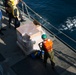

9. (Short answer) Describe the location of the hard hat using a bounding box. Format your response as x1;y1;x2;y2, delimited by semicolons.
41;34;47;39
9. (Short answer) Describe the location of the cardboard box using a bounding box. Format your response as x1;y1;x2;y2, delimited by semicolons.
16;22;44;54
16;22;39;36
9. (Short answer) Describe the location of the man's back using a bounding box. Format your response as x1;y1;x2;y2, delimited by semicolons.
43;39;53;52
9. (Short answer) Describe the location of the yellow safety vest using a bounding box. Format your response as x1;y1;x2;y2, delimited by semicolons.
8;0;18;6
8;0;19;18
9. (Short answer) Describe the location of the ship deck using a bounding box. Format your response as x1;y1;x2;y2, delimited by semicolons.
0;1;76;75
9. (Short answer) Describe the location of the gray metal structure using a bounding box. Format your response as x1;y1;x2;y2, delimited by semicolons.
0;1;76;75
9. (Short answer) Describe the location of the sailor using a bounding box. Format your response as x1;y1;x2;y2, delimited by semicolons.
6;0;25;28
7;0;20;19
39;34;55;69
2;0;25;29
8;0;25;21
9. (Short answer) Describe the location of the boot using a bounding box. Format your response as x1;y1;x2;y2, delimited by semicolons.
51;61;55;70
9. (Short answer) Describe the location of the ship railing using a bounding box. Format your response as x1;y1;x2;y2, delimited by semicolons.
18;1;76;52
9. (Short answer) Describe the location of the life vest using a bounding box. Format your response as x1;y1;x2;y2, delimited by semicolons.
12;6;19;18
7;0;19;18
8;0;18;6
43;39;53;52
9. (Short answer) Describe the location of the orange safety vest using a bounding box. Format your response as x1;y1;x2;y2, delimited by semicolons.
43;39;53;52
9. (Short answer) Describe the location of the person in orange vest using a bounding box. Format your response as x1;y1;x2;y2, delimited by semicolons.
40;34;55;69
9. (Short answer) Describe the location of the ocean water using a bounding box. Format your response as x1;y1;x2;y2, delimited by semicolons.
24;0;76;50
